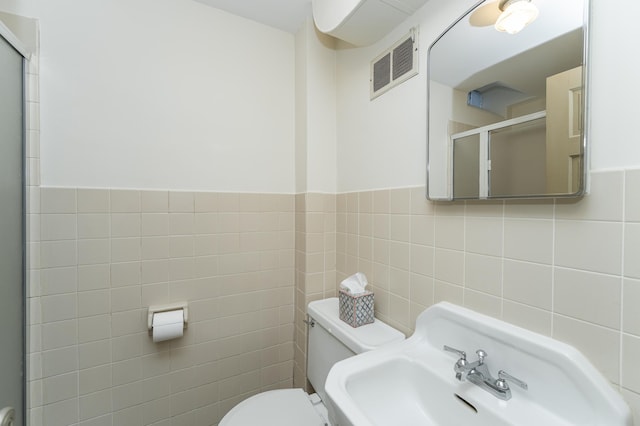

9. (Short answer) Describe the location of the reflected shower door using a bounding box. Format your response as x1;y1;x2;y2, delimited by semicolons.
0;34;25;426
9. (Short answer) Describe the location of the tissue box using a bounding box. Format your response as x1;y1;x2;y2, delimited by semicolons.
339;289;375;328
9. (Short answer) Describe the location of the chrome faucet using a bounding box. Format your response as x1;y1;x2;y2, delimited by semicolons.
443;345;527;401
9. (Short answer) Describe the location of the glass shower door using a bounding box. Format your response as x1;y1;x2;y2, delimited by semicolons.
0;34;25;426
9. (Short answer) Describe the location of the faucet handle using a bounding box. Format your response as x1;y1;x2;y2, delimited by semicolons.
476;349;487;365
497;370;528;390
444;346;468;381
443;345;466;360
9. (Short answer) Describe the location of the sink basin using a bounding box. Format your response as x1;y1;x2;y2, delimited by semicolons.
346;356;516;425
325;302;633;426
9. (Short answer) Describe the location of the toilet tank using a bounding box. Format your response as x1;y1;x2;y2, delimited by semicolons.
306;298;404;403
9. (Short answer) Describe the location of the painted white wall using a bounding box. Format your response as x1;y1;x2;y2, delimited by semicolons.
426;80;453;199
336;0;640;192
4;0;638;194
336;30;428;192
588;0;640;170
335;0;466;193
7;0;296;193
295;23;308;194
295;17;337;194
306;23;337;193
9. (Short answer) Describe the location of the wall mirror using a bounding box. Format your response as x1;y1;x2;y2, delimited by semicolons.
427;0;589;200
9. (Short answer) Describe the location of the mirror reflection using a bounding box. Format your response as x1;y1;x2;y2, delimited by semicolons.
427;0;588;200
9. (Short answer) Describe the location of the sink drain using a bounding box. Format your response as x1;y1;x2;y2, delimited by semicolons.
454;393;478;413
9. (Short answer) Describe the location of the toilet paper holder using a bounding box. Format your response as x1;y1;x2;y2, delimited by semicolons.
147;302;189;335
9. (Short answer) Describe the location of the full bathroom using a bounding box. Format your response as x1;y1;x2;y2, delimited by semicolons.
0;0;639;424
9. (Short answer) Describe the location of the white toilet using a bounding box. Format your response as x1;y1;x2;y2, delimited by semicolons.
219;297;405;426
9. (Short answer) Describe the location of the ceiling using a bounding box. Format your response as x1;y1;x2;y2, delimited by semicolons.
430;0;584;89
193;0;312;33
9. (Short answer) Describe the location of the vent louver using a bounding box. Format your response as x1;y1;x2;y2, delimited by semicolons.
373;53;391;92
392;37;414;80
370;28;419;100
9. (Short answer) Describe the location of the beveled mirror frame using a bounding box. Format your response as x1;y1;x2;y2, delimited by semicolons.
426;0;591;201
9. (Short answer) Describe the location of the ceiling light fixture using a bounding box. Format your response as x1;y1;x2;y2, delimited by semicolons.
495;0;539;34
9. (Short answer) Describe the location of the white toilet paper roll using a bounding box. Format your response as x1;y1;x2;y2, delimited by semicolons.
152;309;184;342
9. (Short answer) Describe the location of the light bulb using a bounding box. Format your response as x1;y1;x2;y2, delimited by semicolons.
495;0;539;34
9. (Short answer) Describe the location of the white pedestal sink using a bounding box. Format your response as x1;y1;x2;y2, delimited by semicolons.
325;302;632;426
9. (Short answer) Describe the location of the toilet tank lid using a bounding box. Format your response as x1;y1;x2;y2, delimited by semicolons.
307;297;405;354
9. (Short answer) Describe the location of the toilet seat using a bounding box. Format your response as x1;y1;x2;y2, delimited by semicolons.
219;388;326;426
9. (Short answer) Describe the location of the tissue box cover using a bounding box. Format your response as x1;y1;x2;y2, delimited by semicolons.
339;289;374;328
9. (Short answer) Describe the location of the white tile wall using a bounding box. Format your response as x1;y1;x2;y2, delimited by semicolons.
293;193;336;390
336;170;640;421
28;173;640;423
33;188;295;426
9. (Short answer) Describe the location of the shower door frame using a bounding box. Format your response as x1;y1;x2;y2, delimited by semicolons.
0;17;30;426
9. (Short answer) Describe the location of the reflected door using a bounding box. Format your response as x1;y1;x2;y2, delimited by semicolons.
0;35;25;426
546;66;583;194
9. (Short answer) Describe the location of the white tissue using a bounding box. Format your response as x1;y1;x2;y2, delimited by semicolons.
340;272;369;295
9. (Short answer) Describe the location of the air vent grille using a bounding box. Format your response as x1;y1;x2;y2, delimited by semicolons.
370;28;419;100
392;37;414;80
373;53;391;92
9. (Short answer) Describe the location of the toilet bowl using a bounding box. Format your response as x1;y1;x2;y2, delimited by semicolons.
219;297;405;426
219;388;328;425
